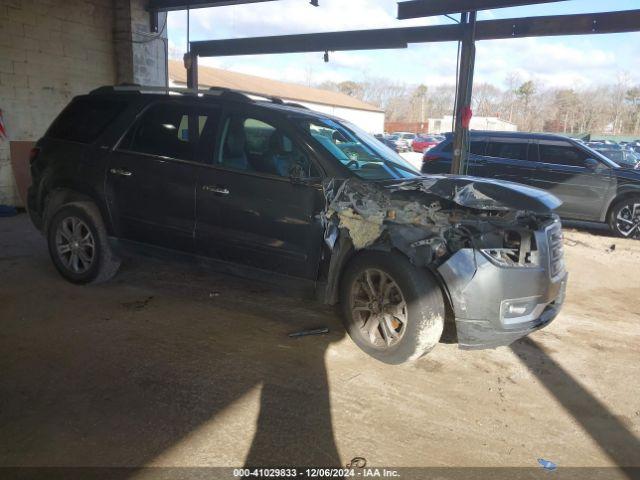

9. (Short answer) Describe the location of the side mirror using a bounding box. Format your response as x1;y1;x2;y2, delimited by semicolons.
584;158;600;170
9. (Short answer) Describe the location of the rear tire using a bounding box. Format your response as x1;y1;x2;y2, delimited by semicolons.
608;196;640;239
339;251;444;364
47;202;121;284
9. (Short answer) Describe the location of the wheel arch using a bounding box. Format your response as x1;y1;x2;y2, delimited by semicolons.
325;237;456;321
605;190;640;223
42;186;112;237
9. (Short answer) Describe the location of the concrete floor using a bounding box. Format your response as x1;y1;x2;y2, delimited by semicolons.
1;214;639;475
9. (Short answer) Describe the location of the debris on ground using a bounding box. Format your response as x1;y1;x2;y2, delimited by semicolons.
209;291;221;298
121;296;154;311
288;327;330;338
564;236;589;248
608;244;616;252
346;457;367;469
537;458;558;471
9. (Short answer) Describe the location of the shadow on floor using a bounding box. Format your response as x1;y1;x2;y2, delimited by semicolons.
511;338;640;477
0;217;345;471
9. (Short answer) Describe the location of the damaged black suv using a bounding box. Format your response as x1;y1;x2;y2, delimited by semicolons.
28;86;568;364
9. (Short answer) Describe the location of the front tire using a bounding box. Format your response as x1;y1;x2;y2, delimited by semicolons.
609;196;640;239
339;251;445;364
47;202;121;284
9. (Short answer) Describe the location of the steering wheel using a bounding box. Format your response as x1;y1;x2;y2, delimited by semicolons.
346;160;359;169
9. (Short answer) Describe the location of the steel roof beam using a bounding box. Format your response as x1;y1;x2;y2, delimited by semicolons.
477;9;640;39
190;24;463;56
148;0;278;12
398;0;568;19
190;9;640;57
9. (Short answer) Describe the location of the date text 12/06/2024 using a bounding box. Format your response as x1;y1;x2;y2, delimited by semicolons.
233;468;401;478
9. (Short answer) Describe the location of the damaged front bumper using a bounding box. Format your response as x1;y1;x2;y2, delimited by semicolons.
438;223;567;349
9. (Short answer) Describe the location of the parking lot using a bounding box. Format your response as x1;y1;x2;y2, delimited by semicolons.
1;213;638;473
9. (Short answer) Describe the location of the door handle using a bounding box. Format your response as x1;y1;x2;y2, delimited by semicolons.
202;185;230;195
109;168;132;177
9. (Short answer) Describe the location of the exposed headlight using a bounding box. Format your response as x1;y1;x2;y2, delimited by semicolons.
480;231;540;268
481;248;522;267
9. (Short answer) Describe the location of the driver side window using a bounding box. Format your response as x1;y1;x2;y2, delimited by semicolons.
217;114;319;179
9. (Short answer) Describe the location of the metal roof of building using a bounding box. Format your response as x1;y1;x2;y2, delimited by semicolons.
168;60;383;113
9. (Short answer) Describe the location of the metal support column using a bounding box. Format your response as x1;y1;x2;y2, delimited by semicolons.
451;11;477;175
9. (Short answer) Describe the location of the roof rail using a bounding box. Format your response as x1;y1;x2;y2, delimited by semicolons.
207;86;253;102
88;84;253;102
90;85;180;95
204;86;308;108
88;85;310;111
283;102;309;110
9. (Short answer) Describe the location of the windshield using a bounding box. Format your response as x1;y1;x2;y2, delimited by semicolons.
607;150;640;167
296;117;421;180
582;145;620;169
601;150;624;164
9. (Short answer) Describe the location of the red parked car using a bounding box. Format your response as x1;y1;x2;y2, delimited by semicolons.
412;135;444;153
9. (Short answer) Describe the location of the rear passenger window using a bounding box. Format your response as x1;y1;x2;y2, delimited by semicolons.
120;104;211;162
177;114;208;141
539;143;588;167
486;141;529;160
47;98;128;143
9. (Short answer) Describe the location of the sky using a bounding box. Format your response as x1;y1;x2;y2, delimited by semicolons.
167;0;640;91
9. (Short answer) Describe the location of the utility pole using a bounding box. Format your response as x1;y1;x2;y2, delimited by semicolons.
451;11;477;175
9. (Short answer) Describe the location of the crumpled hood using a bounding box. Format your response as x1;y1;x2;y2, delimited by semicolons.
384;175;562;213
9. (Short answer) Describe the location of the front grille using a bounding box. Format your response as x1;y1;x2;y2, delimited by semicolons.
546;221;565;280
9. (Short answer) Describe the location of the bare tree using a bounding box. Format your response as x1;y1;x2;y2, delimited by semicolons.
626;86;640;135
472;83;501;117
313;71;640;136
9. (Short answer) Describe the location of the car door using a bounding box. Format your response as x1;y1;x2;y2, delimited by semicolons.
194;107;325;280
105;101;210;252
423;137;486;175
464;136;489;177
472;136;538;184
532;140;613;220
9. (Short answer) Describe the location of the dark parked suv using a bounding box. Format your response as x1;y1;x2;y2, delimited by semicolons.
28;87;567;363
422;131;640;238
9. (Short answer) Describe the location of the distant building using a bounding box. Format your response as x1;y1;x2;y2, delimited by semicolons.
427;115;518;134
169;60;385;134
384;122;429;134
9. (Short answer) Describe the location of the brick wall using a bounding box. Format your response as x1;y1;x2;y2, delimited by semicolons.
0;0;167;206
114;0;167;86
0;0;117;205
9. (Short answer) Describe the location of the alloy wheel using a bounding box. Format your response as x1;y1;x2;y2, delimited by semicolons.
55;216;96;274
615;202;640;239
350;269;408;349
